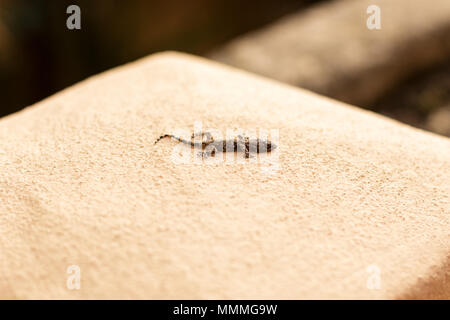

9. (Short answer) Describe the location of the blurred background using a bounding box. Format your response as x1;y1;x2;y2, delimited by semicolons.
0;0;449;136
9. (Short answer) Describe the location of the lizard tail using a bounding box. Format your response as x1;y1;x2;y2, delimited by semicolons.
154;134;173;144
154;134;189;145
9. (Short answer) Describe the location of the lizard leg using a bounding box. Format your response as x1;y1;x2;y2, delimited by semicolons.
237;136;253;159
203;145;217;158
196;145;217;158
192;131;214;144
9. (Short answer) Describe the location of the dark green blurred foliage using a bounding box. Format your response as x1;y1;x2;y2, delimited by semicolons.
0;0;320;117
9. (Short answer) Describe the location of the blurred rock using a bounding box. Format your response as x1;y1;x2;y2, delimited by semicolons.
427;106;450;137
373;61;450;134
1;52;449;299
210;0;450;108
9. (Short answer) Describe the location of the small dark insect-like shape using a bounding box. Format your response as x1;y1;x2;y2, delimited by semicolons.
154;131;276;158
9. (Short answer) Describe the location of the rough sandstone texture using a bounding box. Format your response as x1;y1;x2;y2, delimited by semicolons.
0;52;448;299
210;0;450;107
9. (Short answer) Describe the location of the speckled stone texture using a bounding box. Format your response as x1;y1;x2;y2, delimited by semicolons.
0;52;448;299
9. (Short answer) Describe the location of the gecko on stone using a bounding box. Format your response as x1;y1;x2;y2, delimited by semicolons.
154;131;276;158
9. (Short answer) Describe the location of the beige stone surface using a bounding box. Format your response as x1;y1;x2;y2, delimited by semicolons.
0;52;449;299
210;0;450;107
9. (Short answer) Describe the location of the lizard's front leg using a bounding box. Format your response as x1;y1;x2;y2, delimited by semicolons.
237;136;253;158
197;144;217;158
192;131;214;145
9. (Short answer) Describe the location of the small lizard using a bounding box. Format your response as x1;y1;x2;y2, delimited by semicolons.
154;131;276;158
